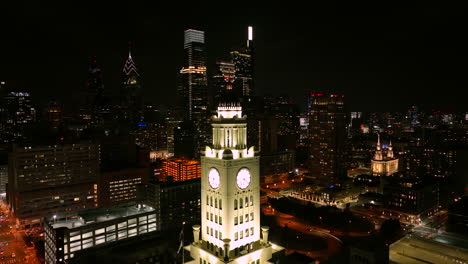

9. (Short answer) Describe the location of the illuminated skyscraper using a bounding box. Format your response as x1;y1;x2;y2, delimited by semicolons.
121;44;142;125
179;29;209;157
212;60;236;106
308;92;346;186
231;26;254;97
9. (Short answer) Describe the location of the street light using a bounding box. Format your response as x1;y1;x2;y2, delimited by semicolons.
53;215;56;223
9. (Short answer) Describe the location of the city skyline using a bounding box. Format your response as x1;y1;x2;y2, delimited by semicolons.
2;3;464;113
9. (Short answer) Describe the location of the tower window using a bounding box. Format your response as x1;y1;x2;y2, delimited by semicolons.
250;213;254;221
210;213;213;221
240;198;243;209
219;232;222;239
250;195;253;206
210;197;213;207
206;195;209;205
215;198;217;208
219;216;222;225
219;199;222;209
246;229;249;237
240;230;243;239
240;215;243;224
215;215;218;224
206;212;209;220
206;226;209;234
251;227;254;235
235;232;238;241
245;214;249;222
234;199;238;210
245;197;249;207
234;216;238;225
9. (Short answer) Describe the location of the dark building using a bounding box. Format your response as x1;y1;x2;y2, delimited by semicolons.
173;120;197;159
44;101;63;131
447;196;468;236
212;60;236;106
97;134;150;207
1;90;36;142
308;92;346;186
383;177;439;223
142;178;201;230
82;57;105;123
260;151;295;176
7;143;99;227
348;237;389;264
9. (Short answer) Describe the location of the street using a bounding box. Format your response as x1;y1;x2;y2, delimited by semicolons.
0;201;40;264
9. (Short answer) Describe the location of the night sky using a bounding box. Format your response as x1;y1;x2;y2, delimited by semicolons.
1;3;465;113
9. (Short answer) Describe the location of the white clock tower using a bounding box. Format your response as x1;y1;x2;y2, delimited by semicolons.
185;98;283;264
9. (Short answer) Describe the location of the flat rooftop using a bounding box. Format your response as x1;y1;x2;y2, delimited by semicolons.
49;203;155;230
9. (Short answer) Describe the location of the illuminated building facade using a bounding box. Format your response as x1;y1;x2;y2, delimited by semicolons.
163;158;201;182
371;134;399;176
185;93;283;264
7;143;98;227
44;204;158;264
212;60;236;106
308;92;346;186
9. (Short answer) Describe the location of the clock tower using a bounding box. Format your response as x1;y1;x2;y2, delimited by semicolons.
185;95;283;263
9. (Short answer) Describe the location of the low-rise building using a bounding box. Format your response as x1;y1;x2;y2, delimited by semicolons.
44;203;158;264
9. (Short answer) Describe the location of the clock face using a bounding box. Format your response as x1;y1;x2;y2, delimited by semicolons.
236;168;251;189
208;168;220;189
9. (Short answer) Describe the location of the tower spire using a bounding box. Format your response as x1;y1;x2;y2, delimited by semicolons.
387;139;394;159
374;133;383;161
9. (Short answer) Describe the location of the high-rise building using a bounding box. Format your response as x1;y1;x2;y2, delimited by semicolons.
44;101;63;131
121;45;142;125
180;29;208;121
179;29;209;157
1;90;36;142
185;92;283;263
7;143;99;227
84;57;105;121
308;92;346;186
230;26;254;97
212;60;236;106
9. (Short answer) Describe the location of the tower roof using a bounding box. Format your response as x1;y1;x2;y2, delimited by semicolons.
218;89;241;108
123;43;139;76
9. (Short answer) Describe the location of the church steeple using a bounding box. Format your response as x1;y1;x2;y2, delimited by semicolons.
373;133;383;161
387;140;394;159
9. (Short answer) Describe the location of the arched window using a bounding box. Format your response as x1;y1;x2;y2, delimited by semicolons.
234;199;238;210
250;195;253;206
219;199;222;210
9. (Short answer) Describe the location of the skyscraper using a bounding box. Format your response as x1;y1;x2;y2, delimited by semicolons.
231;26;254;97
308;92;346;186
179;29;209;157
212;60;236;106
180;29;208;121
121;44;142;125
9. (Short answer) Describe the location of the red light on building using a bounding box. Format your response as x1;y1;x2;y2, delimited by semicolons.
317;93;323;96
311;93;315;97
